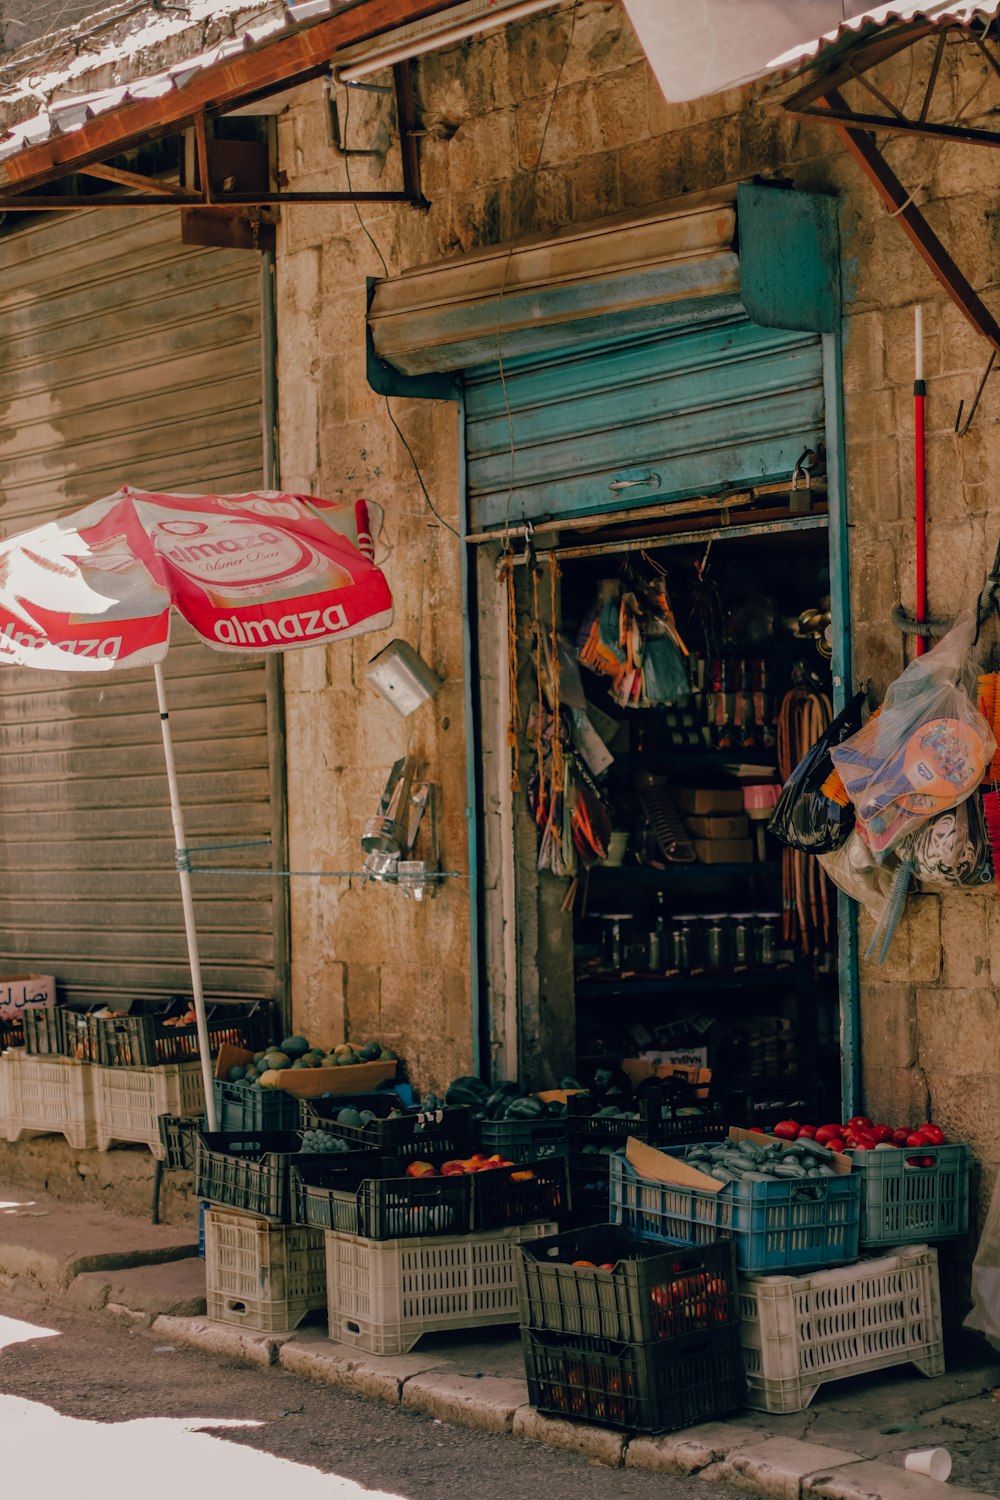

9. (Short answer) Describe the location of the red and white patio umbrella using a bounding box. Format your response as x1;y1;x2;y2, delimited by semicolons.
0;486;394;1127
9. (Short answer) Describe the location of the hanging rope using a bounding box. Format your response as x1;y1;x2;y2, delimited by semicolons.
549;554;564;788
532;562;546;811
502;557;523;792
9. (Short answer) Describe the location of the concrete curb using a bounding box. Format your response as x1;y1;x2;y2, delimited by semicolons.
146;1316;995;1500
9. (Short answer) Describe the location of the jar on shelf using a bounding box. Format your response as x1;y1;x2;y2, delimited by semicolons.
669;914;699;972
756;911;780;967
702;913;730;971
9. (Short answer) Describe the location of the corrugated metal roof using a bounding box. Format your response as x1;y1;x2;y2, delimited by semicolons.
0;1;355;167
769;2;1000;74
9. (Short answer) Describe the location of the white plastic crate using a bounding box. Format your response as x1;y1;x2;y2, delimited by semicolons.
0;1051;96;1149
325;1220;558;1355
94;1062;203;1157
739;1245;945;1413
205;1204;326;1333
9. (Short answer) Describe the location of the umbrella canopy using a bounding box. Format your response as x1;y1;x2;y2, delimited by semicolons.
0;487;394;1128
0;486;392;671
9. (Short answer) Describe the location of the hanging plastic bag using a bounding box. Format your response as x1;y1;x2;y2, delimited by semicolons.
830;612;995;857
769;690;866;853
901;793;992;888
817;831;898;918
641;634;691;707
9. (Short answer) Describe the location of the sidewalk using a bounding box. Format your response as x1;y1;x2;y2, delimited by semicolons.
1;1183;998;1500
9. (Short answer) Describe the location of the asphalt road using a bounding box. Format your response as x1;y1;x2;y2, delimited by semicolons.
0;1291;751;1500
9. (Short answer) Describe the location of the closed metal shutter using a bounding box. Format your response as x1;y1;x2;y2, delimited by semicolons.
464;314;825;532
0;207;282;1005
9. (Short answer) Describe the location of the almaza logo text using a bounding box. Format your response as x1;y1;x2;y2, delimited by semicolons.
214;604;350;646
0;623;122;659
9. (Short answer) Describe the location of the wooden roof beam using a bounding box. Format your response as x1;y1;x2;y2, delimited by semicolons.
0;0;454;192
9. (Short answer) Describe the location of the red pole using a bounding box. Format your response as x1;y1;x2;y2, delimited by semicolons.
914;305;927;656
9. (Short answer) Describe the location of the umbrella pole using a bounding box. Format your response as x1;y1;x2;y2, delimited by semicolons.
153;662;218;1131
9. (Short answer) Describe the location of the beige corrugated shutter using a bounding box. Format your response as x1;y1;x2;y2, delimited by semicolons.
0;207;284;1006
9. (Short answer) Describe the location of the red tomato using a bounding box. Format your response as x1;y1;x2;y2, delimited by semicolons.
850;1140;874;1151
826;1138;845;1154
748;1126;765;1134
870;1125;894;1143
814;1126;838;1145
772;1121;800;1140
892;1128;911;1146
798;1124;818;1139
848;1116;872;1130
921;1125;946;1145
920;1156;937;1168
906;1131;928;1147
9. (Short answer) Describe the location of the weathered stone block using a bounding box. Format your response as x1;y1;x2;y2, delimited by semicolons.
939;892;991;987
842;308;888;392
860;984;917;1071
592;62;649;151
618;134;685;209
861;1064;930;1126
917;987;1000;1075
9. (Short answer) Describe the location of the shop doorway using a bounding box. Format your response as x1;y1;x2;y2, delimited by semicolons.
475;497;846;1127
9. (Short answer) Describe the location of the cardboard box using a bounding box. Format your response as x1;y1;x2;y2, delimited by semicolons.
0;974;55;1023
693;837;754;864
685;814;749;841
622;1057;711;1097
675;785;744;816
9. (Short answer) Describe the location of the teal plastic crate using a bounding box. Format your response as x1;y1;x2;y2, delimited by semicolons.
610;1152;860;1275
853;1144;970;1247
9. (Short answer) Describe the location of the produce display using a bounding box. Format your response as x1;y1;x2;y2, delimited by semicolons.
443;1075;578;1121
225;1035;395;1091
766;1115;948;1162
300;1128;354;1155
672;1136;840;1183
404;1153;535;1180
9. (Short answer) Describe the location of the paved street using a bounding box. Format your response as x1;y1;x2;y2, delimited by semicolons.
0;1291;750;1500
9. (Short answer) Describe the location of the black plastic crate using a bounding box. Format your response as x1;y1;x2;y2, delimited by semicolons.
568;1158;616;1224
212;1077;302;1132
518;1225;739;1343
567;1087;730;1152
0;1017;24;1050
302;1092;472;1162
196;1129;308;1221
473;1156;570;1231
290;1152;472;1239
478;1116;568;1161
521;1322;746;1433
157;1114;198;1171
94;999;275;1067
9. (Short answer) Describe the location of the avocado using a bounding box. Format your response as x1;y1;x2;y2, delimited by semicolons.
280;1036;310;1059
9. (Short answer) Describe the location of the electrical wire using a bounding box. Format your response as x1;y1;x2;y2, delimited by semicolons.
342;79;460;538
496;0;579;551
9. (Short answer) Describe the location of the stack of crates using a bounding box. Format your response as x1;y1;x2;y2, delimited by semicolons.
516;1224;745;1434
196;1128;344;1334
290;1131;569;1356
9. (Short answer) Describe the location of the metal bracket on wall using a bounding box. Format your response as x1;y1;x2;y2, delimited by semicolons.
0;64;425;214
780;21;1000;354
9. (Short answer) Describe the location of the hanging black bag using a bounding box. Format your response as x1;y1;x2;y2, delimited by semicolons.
769;691;867;853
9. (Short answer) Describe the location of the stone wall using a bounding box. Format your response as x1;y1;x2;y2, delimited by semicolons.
275;0;1000;1208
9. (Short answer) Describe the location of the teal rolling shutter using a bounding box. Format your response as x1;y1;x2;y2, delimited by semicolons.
464;313;824;533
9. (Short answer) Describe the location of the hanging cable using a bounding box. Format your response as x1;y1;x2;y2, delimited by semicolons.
496;1;580;551
341;79;460;539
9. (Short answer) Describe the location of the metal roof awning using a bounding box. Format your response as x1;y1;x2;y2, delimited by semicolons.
0;0;471;214
620;1;1000;103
